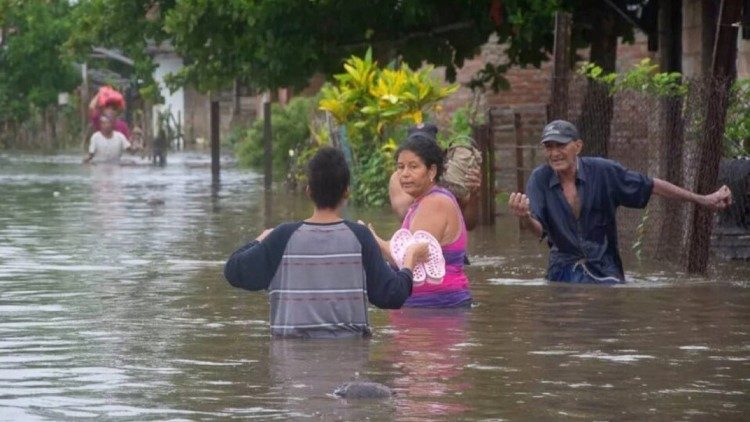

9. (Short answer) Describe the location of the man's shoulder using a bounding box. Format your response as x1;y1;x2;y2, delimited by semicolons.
273;221;304;235
580;156;620;171
341;220;371;238
529;163;554;183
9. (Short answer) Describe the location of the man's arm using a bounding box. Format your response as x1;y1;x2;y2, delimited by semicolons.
456;167;482;230
653;178;732;211
223;224;299;291
83;135;97;163
88;93;99;113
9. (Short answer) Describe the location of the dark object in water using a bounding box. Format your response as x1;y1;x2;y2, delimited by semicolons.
333;381;393;399
146;197;165;206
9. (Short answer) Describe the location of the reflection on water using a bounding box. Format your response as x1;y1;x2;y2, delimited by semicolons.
0;152;748;420
385;308;472;418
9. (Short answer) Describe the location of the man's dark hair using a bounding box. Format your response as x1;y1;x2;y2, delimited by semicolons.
395;133;445;181
307;147;350;209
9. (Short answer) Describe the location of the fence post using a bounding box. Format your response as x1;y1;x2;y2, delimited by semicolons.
514;112;526;231
474;111;495;226
263;93;273;191
210;96;221;181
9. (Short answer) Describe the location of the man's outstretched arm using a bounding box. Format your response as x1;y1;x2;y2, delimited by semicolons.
653;179;732;211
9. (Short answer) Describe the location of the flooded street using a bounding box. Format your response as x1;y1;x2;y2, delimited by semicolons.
1;152;748;420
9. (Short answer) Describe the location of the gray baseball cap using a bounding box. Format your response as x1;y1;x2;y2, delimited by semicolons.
541;120;580;144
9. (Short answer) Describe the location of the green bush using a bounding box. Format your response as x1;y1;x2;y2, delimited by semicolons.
578;58;687;97
354;145;392;207
236;96;314;177
725;78;750;156
319;48;457;206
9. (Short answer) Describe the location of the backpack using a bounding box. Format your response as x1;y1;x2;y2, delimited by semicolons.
441;137;482;202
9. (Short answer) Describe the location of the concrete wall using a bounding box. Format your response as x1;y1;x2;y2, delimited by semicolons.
738;33;750;79
152;52;185;140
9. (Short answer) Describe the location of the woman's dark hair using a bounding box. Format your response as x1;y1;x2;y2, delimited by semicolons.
395;133;445;181
307;147;350;209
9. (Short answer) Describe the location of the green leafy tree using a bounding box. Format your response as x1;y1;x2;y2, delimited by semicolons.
724;79;750;156
0;0;80;122
65;0;175;100
69;1;567;94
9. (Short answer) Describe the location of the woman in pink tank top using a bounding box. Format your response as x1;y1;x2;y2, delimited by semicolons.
371;133;472;308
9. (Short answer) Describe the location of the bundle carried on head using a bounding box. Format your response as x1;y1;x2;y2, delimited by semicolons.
97;86;125;110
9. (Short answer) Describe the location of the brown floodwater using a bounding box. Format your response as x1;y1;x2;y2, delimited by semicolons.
0;152;748;420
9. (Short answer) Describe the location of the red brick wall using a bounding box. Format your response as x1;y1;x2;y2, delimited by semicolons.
439;32;654;139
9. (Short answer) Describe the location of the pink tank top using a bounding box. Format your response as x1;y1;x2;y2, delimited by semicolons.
402;186;470;296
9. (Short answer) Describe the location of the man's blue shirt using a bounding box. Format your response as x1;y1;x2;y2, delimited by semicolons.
526;157;654;283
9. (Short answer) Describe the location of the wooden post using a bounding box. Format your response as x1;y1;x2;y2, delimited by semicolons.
81;62;89;151
210;96;221;181
474;110;495;226
514;112;526;231
263;93;273;191
686;0;742;273
548;11;572;120
514;113;525;194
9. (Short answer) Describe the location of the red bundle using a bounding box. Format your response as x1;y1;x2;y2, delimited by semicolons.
97;86;125;109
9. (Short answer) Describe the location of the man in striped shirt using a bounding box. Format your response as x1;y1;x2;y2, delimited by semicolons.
224;147;429;338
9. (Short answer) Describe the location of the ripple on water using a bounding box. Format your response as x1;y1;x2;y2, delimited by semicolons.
487;278;548;286
572;351;656;363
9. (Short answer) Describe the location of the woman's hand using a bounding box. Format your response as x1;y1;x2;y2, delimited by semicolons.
402;242;429;270
466;167;482;193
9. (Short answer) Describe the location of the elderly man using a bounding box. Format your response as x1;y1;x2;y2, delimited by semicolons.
508;120;733;283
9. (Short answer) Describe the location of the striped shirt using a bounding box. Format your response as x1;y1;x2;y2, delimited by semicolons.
224;221;414;338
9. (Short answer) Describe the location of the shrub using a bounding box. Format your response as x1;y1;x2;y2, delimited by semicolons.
235;96;315;177
725;78;750;156
319;48;458;205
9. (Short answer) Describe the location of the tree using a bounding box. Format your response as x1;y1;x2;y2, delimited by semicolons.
568;0;640;157
69;1;564;95
65;0;175;100
69;1;644;156
0;0;80;123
